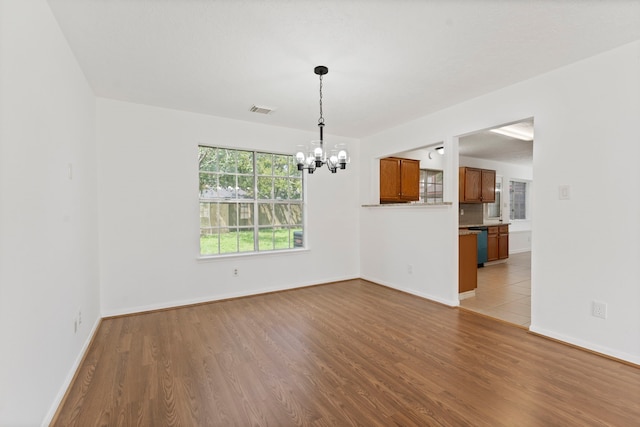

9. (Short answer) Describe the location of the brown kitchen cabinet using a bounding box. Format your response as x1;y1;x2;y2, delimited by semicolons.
380;157;420;203
459;167;496;203
459;232;478;293
487;224;509;261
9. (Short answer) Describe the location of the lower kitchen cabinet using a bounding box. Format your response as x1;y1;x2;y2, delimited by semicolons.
487;225;509;261
498;226;509;259
459;233;478;293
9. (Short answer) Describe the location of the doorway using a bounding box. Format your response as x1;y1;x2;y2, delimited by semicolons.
457;119;533;327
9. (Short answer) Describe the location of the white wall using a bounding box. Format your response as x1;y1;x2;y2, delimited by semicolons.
460;156;533;253
97;99;360;315
360;205;458;305
394;143;447;171
0;1;100;425
2;3;638;424
529;42;640;363
359;134;459;305
360;41;640;364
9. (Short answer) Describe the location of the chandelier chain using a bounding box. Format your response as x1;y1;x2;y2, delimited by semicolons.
318;74;324;125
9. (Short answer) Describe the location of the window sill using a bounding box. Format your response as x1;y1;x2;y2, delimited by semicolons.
197;247;309;261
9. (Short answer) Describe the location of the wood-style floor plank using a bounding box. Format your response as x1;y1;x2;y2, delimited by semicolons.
53;280;640;426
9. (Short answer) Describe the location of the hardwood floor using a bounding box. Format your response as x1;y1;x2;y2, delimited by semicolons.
53;279;640;426
460;252;531;327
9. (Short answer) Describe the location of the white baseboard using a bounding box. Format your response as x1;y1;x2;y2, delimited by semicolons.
360;274;459;307
101;275;360;318
529;324;640;366
42;316;102;426
458;290;476;300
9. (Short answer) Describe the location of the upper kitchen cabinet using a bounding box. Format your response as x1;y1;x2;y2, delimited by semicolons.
459;167;496;203
380;157;420;203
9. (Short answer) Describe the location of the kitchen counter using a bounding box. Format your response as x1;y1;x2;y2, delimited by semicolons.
362;202;452;208
459;229;482;236
459;222;510;228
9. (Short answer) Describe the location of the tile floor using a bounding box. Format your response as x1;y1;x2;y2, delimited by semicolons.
459;251;531;328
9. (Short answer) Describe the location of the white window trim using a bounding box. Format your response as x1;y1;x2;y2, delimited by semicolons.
198;145;305;257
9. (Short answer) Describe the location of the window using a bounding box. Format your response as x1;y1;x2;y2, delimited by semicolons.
420;169;443;204
509;180;528;220
199;146;303;256
486;176;502;219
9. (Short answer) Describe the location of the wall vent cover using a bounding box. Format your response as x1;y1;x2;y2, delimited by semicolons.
249;105;275;114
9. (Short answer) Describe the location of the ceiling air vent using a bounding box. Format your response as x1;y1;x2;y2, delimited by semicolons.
249;105;275;115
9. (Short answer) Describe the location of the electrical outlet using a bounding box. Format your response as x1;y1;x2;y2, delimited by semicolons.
460;208;464;216
233;267;239;277
592;301;607;319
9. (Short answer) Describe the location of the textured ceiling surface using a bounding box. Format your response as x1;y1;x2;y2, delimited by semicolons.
459;126;534;166
47;0;640;140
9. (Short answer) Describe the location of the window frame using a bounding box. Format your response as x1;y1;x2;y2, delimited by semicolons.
485;175;502;220
198;145;305;258
419;168;444;204
509;179;530;221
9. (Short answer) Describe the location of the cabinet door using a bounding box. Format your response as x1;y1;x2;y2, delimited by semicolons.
460;167;482;202
487;227;499;261
499;234;509;259
459;234;478;293
400;159;420;201
481;169;496;203
498;225;509;259
380;158;401;202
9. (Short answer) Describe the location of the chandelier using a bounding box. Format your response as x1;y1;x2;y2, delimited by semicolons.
295;66;349;174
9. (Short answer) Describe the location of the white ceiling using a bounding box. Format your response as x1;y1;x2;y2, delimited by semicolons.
47;0;640;139
459;119;534;166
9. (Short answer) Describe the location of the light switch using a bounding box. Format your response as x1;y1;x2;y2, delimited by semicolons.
558;185;570;200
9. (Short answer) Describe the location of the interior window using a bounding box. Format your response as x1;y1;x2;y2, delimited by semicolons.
420;169;443;204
